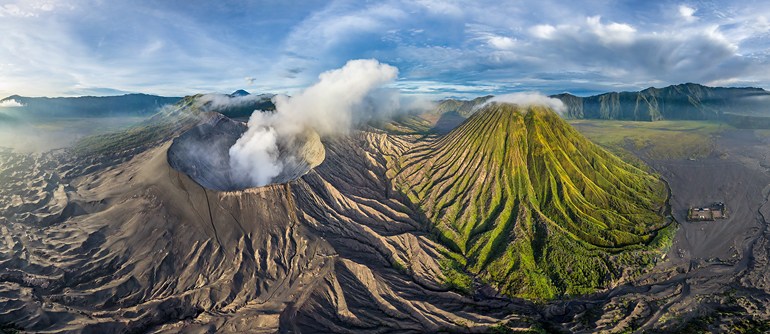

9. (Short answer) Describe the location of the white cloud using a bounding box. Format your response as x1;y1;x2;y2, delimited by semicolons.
484;92;566;115
0;99;24;107
414;0;463;17
585;16;636;44
0;1;72;17
516;15;752;86
531;17;637;45
0;4;35;17
394;80;499;96
530;24;556;39
679;5;697;22
277;2;407;81
487;35;517;50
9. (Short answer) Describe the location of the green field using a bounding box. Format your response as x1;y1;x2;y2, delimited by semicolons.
568;120;730;161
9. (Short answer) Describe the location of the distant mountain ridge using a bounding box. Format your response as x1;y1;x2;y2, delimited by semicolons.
431;95;493;117
0;93;181;118
432;83;770;126
553;83;770;121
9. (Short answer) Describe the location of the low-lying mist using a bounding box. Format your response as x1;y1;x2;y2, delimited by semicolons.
0;110;148;153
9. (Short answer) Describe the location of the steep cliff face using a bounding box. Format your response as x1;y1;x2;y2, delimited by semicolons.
433;84;770;123
554;83;770;121
551;93;584;119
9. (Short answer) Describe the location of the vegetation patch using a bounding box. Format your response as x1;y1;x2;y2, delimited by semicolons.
394;104;673;300
568;120;729;160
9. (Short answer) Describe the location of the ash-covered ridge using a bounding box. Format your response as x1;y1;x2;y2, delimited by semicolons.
167;113;324;191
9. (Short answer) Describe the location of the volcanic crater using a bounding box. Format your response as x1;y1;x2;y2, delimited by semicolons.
167;114;325;191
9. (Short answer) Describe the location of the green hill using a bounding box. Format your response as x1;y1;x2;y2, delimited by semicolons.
394;103;672;299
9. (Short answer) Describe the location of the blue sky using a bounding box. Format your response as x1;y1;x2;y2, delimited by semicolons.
1;0;769;98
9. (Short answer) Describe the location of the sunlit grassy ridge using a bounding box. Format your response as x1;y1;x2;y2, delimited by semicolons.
394;103;671;300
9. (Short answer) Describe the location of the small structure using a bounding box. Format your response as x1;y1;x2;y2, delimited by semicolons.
687;202;727;222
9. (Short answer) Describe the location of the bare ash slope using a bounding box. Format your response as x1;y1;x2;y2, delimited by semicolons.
0;102;538;333
6;97;768;333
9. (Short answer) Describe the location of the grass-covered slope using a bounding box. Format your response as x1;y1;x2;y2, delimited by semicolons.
394;103;671;299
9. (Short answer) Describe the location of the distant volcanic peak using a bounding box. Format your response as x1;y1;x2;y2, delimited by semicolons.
167;114;324;191
229;89;250;97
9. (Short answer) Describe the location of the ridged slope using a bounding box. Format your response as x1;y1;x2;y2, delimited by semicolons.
554;83;770;121
394;103;670;299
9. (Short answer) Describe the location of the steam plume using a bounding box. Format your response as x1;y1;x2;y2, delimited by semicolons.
228;59;400;187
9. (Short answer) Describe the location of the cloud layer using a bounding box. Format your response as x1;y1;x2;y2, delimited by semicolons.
0;99;24;107
1;0;769;98
485;92;566;115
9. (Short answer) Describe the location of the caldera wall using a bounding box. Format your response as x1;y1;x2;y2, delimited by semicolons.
167;113;324;191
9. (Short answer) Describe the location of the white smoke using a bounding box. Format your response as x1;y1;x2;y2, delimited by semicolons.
484;92;566;115
228;113;283;186
0;99;25;107
228;59;401;187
